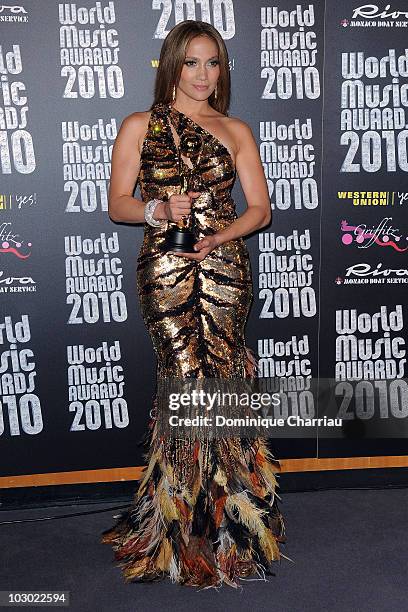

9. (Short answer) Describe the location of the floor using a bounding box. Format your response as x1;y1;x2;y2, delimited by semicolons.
0;488;406;612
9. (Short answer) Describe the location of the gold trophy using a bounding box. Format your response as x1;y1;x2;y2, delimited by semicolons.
161;131;203;253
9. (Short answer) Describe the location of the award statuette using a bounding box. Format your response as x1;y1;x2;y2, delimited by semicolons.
161;131;203;253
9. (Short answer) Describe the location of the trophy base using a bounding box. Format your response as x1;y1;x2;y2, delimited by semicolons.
161;227;197;253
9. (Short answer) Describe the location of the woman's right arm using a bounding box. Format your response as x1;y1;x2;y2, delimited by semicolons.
108;112;199;224
108;112;167;223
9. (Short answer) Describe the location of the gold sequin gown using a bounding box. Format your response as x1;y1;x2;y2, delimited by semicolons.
101;102;286;588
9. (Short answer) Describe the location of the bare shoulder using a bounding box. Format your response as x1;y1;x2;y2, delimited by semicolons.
118;110;153;154
121;110;152;129
223;115;255;150
225;115;253;134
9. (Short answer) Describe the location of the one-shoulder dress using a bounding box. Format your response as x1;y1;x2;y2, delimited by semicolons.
101;102;286;588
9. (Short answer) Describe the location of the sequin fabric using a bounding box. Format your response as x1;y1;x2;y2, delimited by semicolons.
101;102;286;588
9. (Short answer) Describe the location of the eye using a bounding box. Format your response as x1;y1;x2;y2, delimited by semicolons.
184;59;219;67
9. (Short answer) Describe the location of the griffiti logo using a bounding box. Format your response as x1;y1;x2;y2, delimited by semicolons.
0;223;32;258
340;218;408;252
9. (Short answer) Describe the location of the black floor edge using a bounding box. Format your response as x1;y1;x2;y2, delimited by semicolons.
0;467;407;511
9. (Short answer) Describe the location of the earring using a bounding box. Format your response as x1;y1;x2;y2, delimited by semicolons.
214;85;218;100
172;84;176;101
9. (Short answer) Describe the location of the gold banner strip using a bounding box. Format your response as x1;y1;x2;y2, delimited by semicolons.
1;455;408;488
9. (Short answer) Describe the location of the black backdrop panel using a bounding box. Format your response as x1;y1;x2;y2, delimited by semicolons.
1;1;407;478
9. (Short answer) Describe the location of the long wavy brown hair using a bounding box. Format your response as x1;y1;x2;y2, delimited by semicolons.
151;20;230;116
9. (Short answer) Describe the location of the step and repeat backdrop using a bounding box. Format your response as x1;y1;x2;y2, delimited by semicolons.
1;0;408;480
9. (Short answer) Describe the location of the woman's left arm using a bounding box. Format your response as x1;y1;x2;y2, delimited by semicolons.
172;120;271;260
213;119;271;246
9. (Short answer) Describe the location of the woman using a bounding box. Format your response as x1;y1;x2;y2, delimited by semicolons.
101;20;286;589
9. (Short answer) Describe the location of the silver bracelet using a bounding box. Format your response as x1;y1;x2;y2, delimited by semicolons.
144;199;166;227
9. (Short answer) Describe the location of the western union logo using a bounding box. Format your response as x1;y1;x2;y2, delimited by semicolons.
337;191;389;206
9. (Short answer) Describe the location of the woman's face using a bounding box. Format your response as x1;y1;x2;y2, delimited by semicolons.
177;35;220;102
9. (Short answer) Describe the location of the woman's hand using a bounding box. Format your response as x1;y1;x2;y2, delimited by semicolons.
162;190;201;222
169;234;220;261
